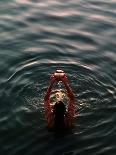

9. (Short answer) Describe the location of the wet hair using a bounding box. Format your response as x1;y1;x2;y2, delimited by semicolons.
53;101;66;131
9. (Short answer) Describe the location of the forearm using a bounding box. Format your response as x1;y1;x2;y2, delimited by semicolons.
64;82;75;117
64;82;74;100
44;82;54;101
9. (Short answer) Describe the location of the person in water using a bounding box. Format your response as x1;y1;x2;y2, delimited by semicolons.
44;71;75;132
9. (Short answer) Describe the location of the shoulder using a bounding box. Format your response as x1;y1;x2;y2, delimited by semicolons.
45;108;54;128
64;111;74;127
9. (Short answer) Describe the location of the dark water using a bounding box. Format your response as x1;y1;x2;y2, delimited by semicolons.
0;0;116;155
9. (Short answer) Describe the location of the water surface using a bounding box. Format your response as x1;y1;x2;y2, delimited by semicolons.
0;0;116;155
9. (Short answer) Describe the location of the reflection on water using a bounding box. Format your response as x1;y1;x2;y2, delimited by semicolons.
0;0;116;155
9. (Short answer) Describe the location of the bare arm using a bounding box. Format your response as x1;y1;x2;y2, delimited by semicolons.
44;75;56;128
44;82;54;102
44;75;55;109
64;82;74;101
61;76;75;117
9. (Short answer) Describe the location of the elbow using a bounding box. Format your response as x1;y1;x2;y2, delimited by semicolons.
69;93;74;101
44;93;49;101
44;92;50;101
44;96;49;102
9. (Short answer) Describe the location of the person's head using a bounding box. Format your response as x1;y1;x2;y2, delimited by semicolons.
53;101;66;130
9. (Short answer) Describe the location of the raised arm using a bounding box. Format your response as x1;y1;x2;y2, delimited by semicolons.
64;82;74;100
44;75;55;108
44;75;56;128
61;75;75;117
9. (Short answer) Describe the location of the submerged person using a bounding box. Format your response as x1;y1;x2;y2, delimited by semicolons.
44;70;75;133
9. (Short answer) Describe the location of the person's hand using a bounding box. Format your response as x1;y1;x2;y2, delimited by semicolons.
50;74;56;84
60;74;68;84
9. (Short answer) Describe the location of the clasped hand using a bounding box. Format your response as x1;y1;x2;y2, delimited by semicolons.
50;73;67;84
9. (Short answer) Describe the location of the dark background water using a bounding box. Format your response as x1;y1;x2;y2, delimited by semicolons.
0;0;116;155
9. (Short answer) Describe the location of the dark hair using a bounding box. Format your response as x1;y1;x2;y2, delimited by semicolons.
53;101;66;131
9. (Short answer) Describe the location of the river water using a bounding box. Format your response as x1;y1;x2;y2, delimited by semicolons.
0;0;116;155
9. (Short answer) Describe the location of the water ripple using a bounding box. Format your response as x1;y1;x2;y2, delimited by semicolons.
0;0;116;155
